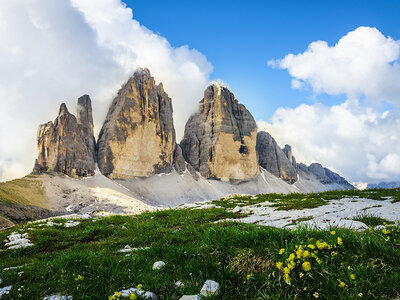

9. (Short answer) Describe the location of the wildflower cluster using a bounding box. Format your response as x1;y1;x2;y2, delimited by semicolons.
274;231;345;297
109;291;122;300
378;222;400;245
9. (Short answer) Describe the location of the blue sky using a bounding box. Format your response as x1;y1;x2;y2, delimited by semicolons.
126;0;400;120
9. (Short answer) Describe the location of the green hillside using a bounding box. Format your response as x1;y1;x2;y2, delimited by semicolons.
0;175;48;209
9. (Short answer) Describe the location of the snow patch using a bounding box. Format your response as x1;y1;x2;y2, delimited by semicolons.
0;285;12;298
4;232;33;250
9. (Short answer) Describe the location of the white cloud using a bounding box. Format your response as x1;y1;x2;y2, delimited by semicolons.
264;26;400;183
269;27;400;104
0;0;213;182
258;100;400;183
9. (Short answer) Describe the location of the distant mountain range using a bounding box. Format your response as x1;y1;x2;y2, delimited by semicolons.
354;182;400;190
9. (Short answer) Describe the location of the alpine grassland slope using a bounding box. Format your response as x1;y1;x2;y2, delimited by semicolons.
1;189;400;299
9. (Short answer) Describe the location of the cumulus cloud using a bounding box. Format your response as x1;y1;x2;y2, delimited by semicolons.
0;0;212;182
269;27;400;104
258;100;400;183
264;26;400;183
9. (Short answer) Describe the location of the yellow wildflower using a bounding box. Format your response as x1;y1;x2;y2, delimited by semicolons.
296;248;303;259
276;262;283;270
337;279;348;288
382;229;390;235
288;261;296;270
75;275;84;281
302;261;311;271
128;294;137;300
337;237;343;245
308;244;316;249
137;284;143;291
279;248;285;255
246;274;253;281
299;272;304;278
109;291;122;300
303;250;310;258
385;236;390;241
316;241;329;249
331;231;336;235
369;227;372;231
313;292;319;298
350;274;356;280
284;272;291;284
288;253;295;261
358;292;363;297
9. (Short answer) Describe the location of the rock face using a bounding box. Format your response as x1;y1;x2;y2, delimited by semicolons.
97;68;176;179
256;131;297;184
283;144;298;170
307;163;354;189
180;84;259;182
34;96;96;177
173;145;186;175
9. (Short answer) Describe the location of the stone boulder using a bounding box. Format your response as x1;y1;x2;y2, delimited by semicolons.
34;95;96;177
180;84;259;182
97;68;176;179
256;131;297;184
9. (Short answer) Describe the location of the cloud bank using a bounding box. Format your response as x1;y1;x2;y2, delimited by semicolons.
269;26;400;104
265;27;400;183
0;0;212;182
258;100;400;182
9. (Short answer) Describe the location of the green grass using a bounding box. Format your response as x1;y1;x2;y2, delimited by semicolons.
0;206;399;299
211;188;400;210
0;175;48;208
353;214;395;227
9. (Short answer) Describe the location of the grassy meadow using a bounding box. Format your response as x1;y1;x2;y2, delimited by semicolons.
1;189;400;299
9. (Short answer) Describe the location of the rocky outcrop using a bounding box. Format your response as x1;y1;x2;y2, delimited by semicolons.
0;202;56;227
34;96;96;177
97;68;176;179
306;163;354;189
180;84;260;182
283;144;298;170
256;131;297;184
173;145;186;175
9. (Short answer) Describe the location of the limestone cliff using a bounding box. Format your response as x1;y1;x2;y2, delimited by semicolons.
97;68;176;179
180;84;260;182
256;131;297;184
34;95;96;177
308;163;354;189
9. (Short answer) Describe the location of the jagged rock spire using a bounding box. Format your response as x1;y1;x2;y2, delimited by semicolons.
256;131;297;184
97;68;176;179
180;84;259;182
34;96;96;177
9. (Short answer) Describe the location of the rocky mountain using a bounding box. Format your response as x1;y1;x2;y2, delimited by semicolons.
180;84;260;182
26;67;356;218
256;131;297;184
33;95;96;177
97;68;176;179
282;144;298;170
299;162;354;189
366;182;400;189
